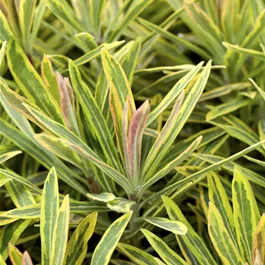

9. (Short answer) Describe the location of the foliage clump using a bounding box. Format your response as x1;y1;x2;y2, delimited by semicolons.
0;0;264;264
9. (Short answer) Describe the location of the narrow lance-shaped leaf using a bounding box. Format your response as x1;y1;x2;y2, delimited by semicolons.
249;78;265;101
0;220;31;260
34;133;84;170
144;217;187;235
43;0;83;32
121;38;141;85
142;135;202;190
223;42;265;60
128;100;150;187
89;0;105;39
232;167;260;264
107;198;136;213
138;18;211;60
122;99;130;176
91;212;132;265
162;196;218;265
23;103;133;194
0;169;41;194
253;214;265;264
108;0;153;41
0;10;14;42
0;118;88;195
8;243;22;265
56;72;80;135
143;61;211;180
22;251;33;265
0;254;7;265
18;0;36;49
50;195;70;265
86;192;116;203
142;91;185;180
40;168;59;265
74;41;125;67
102;48;135;112
69;60;122;171
147;62;203;125
208;174;237;246
208;203;245;265
63;212;97;265
0;150;22;164
141;229;189;265
117;242;159;265
102;48;135;156
149;140;265;201
6;41;62;122
41;55;60;105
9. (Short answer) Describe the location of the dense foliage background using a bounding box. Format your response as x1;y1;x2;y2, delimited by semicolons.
0;0;265;264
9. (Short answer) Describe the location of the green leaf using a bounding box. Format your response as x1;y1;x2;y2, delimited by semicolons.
208;174;237;246
199;82;250;102
0;204;40;226
41;55;60;105
107;198;136;213
74;41;125;67
9;243;22;265
102;48;135;111
143;61;211;180
0;220;31;260
108;0;153;41
0;150;22;164
141;229;188;265
232;167;260;264
87;192;116;203
6;40;62;122
51;195;70;265
63;212;97;265
44;0;83;32
24;103;133;194
162;196;217;265
208;203;244;265
117;243;159;265
138;18;210;59
0;169;41;194
40;168;59;265
0;118;87;195
0;254;7;265
249;78;265;101
18;0;36;49
0;175;10;187
121;38;141;85
152;140;265;201
147;62;203;125
91;212;132;265
34;133;84;170
144;217;187;235
253;214;265;264
223;42;265;60
206;98;251;120
0;202;108;226
142;136;202;190
0;10;14;42
89;0;105;39
69;60;122;171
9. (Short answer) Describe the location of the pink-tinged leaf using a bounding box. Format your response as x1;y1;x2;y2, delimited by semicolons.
128;100;150;186
55;73;79;135
122;100;130;176
22;251;33;265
